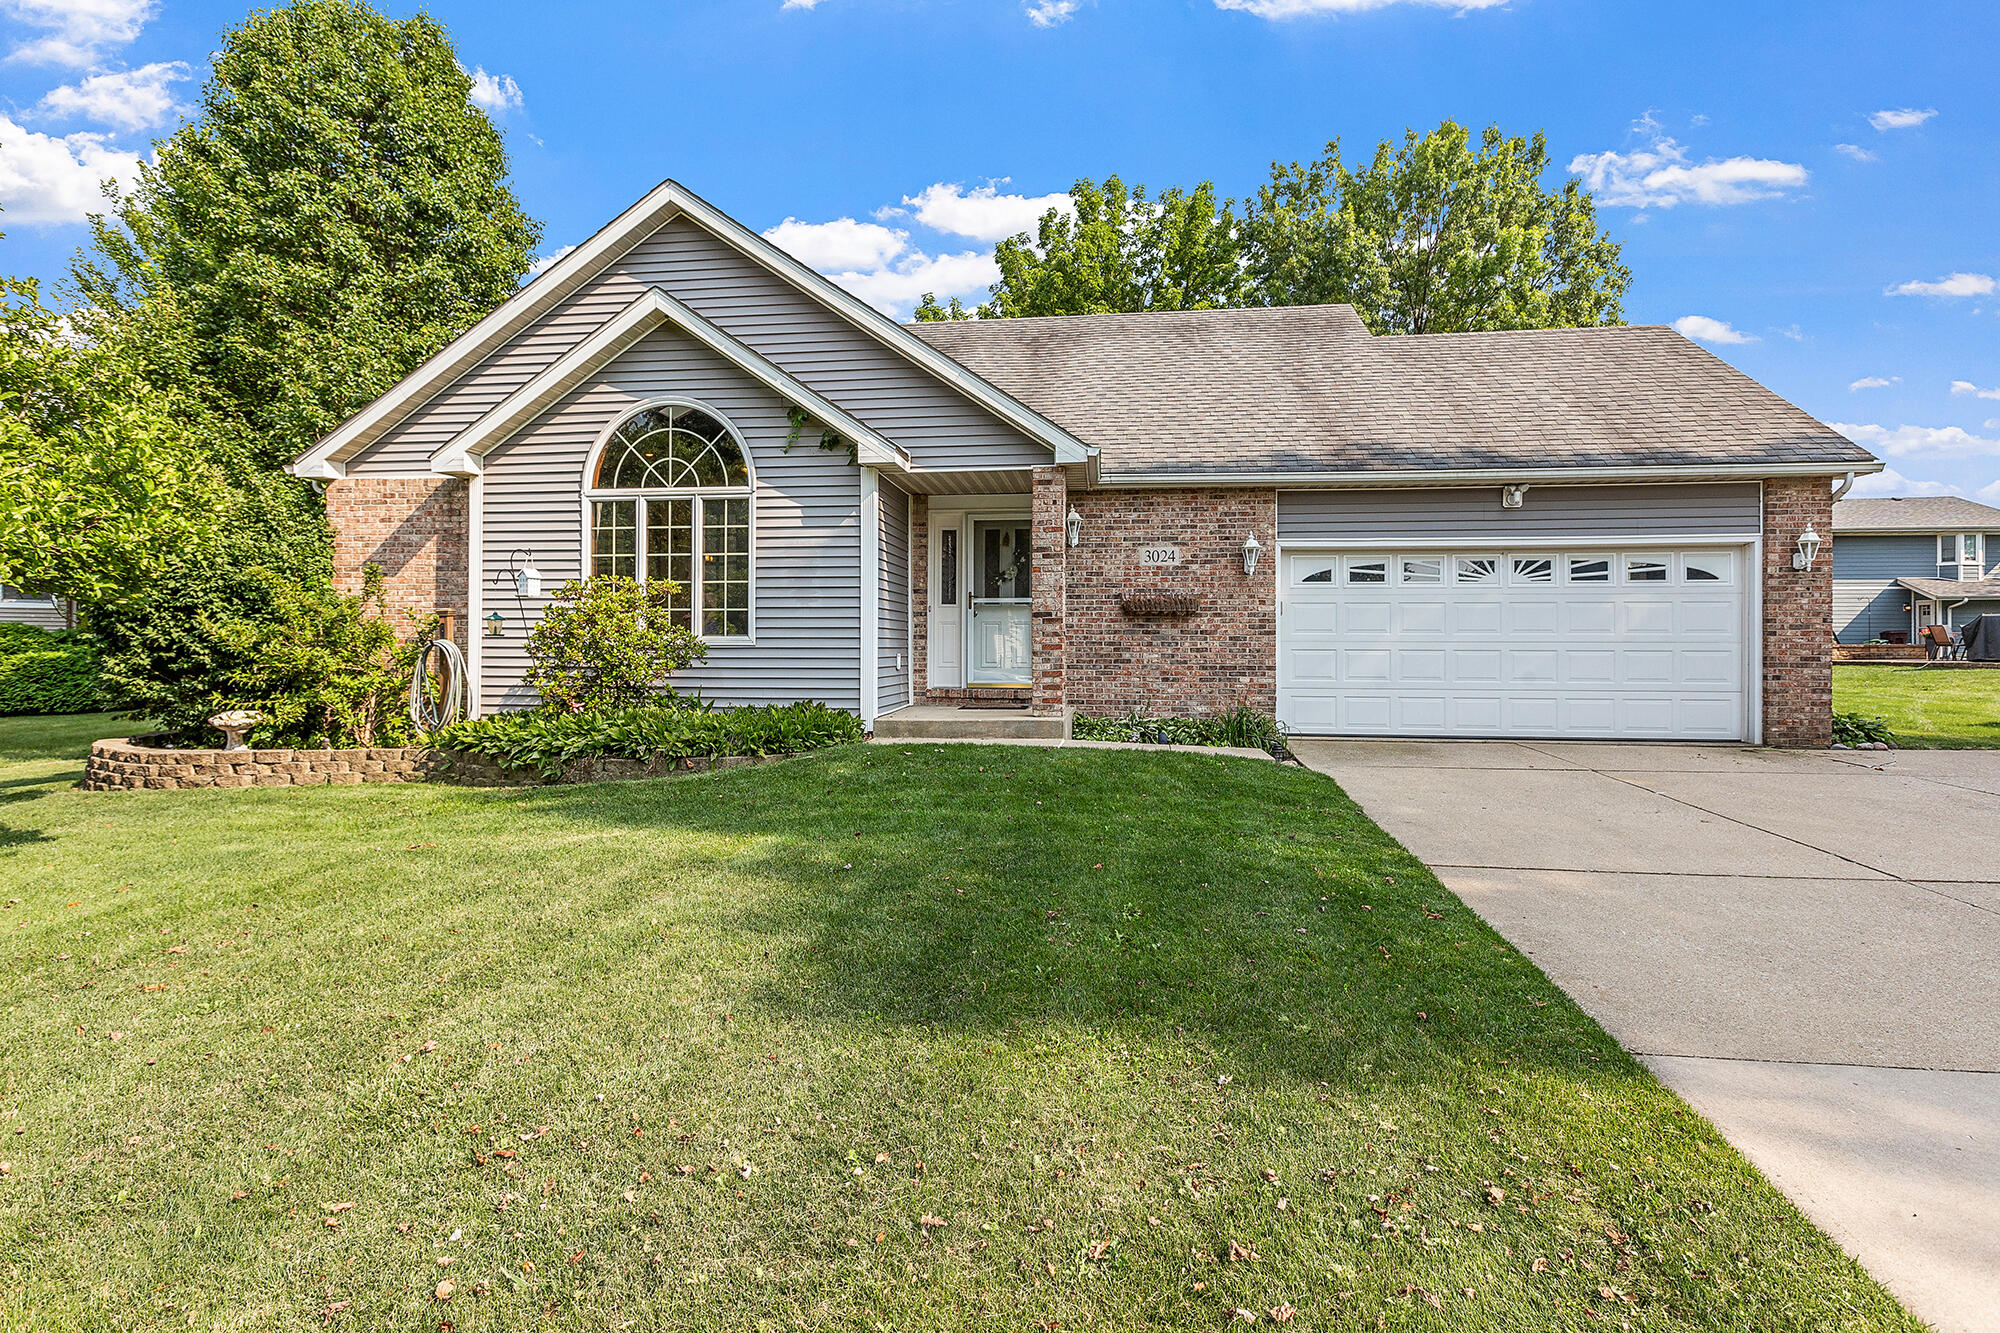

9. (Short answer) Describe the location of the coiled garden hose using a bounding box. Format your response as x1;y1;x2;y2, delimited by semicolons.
408;637;467;731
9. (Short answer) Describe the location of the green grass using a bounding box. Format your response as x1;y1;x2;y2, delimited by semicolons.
1834;663;2000;748
0;716;1915;1331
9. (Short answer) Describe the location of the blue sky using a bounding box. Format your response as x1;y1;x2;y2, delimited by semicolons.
3;0;1996;500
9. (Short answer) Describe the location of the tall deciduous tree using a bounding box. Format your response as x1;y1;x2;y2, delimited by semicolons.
72;0;541;471
0;272;218;607
931;122;1630;335
1241;121;1629;333
973;177;1242;319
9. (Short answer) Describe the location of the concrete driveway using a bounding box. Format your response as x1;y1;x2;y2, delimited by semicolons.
1293;739;2000;1333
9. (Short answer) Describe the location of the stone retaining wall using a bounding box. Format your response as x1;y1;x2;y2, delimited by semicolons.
84;737;445;791
84;738;799;791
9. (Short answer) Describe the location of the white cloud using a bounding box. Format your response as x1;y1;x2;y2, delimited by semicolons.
1888;272;1994;298
1833;143;1876;162
1569;137;1807;208
780;0;822;9
1849;376;1898;391
1025;0;1077;23
826;250;997;314
526;244;576;279
1950;380;2000;400
466;67;522;114
1215;0;1510;15
762;216;909;272
1868;108;1937;131
1;0;153;66
0;113;139;223
34;60;187;131
899;181;1072;242
1849;467;1961;499
1833;421;2000;460
1673;314;1757;345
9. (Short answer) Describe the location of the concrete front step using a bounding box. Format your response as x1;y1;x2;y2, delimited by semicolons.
873;704;1069;741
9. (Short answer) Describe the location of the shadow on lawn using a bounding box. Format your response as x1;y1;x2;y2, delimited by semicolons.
535;744;1619;1089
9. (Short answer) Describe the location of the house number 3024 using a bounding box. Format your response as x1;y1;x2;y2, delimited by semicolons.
1139;546;1182;567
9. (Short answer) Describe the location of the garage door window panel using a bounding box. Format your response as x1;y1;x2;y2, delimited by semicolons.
1346;559;1388;584
1512;557;1554;583
1569;557;1611;583
1625;556;1670;582
1454;556;1500;584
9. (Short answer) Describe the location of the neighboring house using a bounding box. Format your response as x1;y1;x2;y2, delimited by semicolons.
291;180;1879;747
1832;496;2000;643
0;585;74;631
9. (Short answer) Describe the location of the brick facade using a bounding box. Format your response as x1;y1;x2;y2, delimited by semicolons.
1029;467;1069;716
1761;476;1835;747
325;476;469;647
1063;486;1278;719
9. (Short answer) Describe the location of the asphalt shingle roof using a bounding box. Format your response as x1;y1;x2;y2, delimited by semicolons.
907;304;1877;479
1895;576;2000;599
1834;496;2000;531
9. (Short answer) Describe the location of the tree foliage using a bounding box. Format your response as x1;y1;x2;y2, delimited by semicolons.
1241;121;1629;333
71;0;541;472
0;274;220;606
925;121;1630;335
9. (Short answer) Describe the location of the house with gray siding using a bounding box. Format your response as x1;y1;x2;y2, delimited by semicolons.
292;180;1881;748
1832;496;2000;643
0;586;73;631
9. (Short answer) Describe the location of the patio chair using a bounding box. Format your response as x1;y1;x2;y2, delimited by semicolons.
1920;624;1963;661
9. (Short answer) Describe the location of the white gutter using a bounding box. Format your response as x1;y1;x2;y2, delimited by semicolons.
1095;460;1886;490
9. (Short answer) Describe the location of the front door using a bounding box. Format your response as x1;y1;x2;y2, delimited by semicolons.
968;519;1032;685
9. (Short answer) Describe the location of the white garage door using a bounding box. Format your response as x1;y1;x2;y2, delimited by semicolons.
1279;547;1750;740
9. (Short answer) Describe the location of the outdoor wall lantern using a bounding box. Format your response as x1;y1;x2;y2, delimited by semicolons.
1242;532;1264;576
484;610;506;638
1792;523;1822;572
1066;506;1082;548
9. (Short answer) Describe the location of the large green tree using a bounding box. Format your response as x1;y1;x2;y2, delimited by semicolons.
1241;121;1629;333
922;121;1630;334
73;0;541;471
961;177;1243;319
0;273;219;607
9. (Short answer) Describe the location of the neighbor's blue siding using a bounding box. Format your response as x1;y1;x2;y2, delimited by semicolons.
1832;533;1935;642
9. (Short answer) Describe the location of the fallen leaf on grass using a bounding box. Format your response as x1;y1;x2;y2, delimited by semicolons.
1269;1305;1294;1325
919;1214;947;1230
434;1280;454;1301
1484;1186;1504;1206
1226;1240;1259;1262
1531;1257;1549;1274
326;1201;354;1214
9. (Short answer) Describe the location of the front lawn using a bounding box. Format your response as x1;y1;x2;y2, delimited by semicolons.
0;716;1913;1330
1834;663;2000;748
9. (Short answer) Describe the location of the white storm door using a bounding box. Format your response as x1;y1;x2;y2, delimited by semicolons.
968;519;1032;685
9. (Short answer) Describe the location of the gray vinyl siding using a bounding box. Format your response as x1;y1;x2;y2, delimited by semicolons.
1833;582;1911;642
878;479;911;713
1948;599;2000;631
0;597;70;630
1277;483;1762;542
346;214;1050;476
476;323;861;713
1830;534;1937;642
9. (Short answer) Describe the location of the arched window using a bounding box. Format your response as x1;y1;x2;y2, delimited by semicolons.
585;403;753;638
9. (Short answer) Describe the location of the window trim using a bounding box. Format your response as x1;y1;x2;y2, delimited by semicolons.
579;397;757;644
1940;532;1984;576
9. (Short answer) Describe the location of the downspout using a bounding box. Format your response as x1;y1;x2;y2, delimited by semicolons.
859;467;880;731
1830;471;1857;502
466;474;484;718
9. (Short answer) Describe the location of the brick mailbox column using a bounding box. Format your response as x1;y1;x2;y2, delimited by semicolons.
1030;466;1068;716
1762;477;1835;748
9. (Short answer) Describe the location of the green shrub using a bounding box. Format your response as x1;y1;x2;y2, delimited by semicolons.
432;700;862;779
525;576;706;713
1832;710;1897;747
0;626;101;715
1074;706;1285;751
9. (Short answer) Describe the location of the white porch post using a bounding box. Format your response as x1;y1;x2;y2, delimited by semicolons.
860;466;880;730
465;474;483;719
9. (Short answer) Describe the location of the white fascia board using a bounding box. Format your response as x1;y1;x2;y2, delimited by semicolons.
292;181;689;475
290;457;347;480
1097;459;1887;490
665;182;1091;467
432;288;908;471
